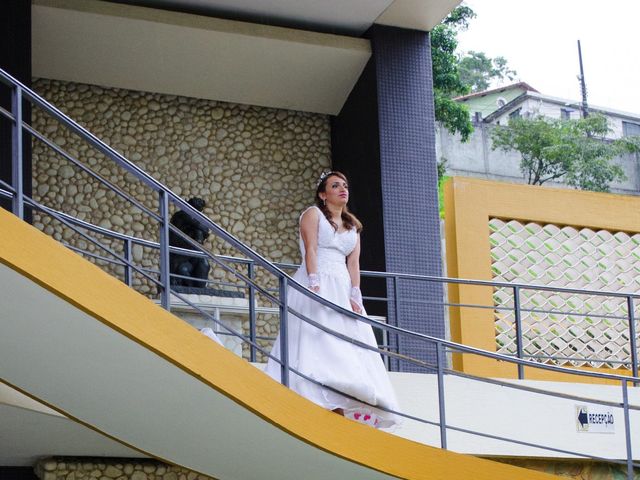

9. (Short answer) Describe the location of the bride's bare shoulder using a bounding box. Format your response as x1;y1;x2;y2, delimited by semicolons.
300;206;320;223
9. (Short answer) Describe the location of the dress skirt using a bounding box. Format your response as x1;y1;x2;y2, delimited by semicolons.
265;264;400;429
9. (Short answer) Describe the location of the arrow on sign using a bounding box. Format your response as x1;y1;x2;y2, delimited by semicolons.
578;408;588;428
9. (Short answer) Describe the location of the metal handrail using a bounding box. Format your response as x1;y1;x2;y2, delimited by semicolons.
26;203;640;307
15;200;639;378
2;67;639;477
22;206;631;331
3;78;638;370
5;192;637;380
12;199;638;376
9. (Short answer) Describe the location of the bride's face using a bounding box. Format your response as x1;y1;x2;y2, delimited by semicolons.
321;175;349;207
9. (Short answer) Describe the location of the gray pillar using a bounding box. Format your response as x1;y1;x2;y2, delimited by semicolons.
332;25;444;371
1;0;32;219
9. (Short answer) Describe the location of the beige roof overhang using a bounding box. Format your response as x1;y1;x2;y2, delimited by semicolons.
32;0;460;114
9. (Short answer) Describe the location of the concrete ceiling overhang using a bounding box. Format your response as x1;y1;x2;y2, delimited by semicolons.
32;0;460;115
107;0;461;35
108;0;393;35
374;0;462;33
32;0;372;115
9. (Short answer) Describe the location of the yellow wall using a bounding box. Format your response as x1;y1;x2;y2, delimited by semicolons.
444;177;640;382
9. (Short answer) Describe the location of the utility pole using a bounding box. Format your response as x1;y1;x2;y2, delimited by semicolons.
577;40;589;118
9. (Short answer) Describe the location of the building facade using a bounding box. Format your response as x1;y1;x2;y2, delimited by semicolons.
442;83;640;193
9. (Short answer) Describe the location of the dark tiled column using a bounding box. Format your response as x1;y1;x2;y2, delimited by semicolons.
0;0;32;218
331;61;388;318
332;25;444;371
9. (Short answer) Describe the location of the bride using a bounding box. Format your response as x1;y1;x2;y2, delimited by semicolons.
265;171;400;428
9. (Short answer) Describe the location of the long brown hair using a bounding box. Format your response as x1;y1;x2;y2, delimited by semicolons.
315;171;363;233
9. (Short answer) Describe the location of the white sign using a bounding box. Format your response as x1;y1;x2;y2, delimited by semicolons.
576;405;615;433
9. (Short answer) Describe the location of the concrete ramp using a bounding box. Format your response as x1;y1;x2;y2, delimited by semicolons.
0;208;560;480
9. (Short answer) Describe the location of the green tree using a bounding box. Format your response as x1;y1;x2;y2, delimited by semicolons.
458;51;517;92
431;5;475;141
620;134;640;154
490;115;632;192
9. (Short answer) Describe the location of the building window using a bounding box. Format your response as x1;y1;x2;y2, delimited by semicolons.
561;108;572;120
509;108;521;120
622;121;640;137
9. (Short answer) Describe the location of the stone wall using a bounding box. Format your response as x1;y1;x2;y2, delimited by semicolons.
30;78;331;356
35;458;213;480
34;456;638;480
494;457;640;479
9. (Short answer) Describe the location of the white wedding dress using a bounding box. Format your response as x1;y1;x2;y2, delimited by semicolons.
265;206;400;428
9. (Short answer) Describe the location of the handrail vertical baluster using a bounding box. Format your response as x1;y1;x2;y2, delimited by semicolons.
123;238;133;287
436;342;448;449
622;379;634;480
159;190;171;310
249;262;257;362
513;286;525;380
11;85;24;219
627;296;638;379
279;276;290;387
393;276;400;368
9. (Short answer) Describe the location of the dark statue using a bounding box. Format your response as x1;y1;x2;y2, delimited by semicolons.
169;197;210;288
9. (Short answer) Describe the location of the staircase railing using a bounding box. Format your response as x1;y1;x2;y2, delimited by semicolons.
1;67;639;478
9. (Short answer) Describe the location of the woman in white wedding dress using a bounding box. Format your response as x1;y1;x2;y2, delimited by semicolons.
265;171;400;429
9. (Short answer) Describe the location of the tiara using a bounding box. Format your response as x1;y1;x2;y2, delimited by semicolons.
316;170;333;187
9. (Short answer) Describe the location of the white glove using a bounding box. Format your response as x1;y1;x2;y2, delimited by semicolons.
308;273;320;292
350;286;364;312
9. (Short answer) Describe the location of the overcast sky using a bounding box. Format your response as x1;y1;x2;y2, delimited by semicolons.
456;0;640;115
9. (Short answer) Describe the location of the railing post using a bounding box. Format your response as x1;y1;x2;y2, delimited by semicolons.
278;276;290;387
622;379;634;480
436;342;447;449
393;276;400;369
11;85;24;219
627;296;638;379
158;191;171;310
123;238;133;287
248;262;257;362
513;286;525;380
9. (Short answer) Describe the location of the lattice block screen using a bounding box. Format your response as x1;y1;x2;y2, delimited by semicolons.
489;219;640;368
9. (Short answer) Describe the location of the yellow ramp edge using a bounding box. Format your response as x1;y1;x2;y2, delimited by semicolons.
0;208;561;480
